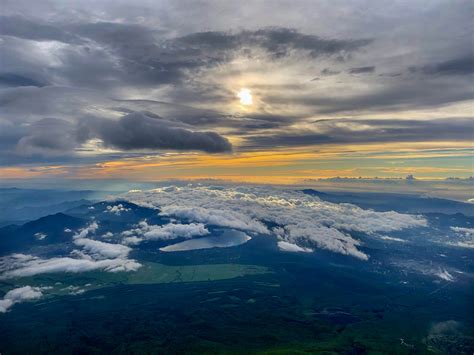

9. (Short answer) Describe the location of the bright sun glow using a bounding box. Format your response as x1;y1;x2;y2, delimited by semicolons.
237;88;253;106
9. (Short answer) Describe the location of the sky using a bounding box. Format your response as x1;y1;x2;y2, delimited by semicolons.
0;0;473;183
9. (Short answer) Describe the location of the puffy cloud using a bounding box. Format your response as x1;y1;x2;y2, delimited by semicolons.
73;238;131;259
61;285;86;295
125;185;427;259
0;253;141;279
0;222;141;279
121;220;209;244
450;226;474;236
71;221;135;260
122;236;143;246
448;226;474;249
0;285;43;313
158;206;269;234
277;241;312;253
73;221;99;239
105;204;130;215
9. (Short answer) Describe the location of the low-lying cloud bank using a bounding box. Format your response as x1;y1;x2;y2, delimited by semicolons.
124;185;427;260
0;185;429;282
0;222;141;279
121;220;209;245
0;286;43;313
448;226;474;249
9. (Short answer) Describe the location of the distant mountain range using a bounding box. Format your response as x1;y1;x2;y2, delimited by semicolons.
302;189;474;216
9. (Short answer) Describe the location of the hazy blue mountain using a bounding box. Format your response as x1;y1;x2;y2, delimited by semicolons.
0;188;101;226
303;189;474;215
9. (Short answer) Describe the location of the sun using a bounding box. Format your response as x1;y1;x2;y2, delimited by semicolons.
237;88;253;106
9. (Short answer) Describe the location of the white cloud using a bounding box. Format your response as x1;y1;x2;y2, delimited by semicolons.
450;226;474;237
72;222;133;258
277;241;312;253
446;241;474;249
122;236;143;245
105;204;130;215
379;236;408;243
392;259;460;282
448;226;474;248
61;285;86;295
0;286;43;313
121;220;209;244
73;238;132;259
34;232;47;240
125;185;427;259
102;232;113;239
158;206;269;234
435;269;455;282
0;254;141;279
73;221;99;240
0;222;141;279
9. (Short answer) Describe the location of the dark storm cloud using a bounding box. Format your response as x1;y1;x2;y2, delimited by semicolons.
82;113;232;153
176;28;372;59
244;117;474;149
0;112;232;165
348;66;375;74
409;56;474;76
7;112;232;160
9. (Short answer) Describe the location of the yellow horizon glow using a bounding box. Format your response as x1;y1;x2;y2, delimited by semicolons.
1;141;472;182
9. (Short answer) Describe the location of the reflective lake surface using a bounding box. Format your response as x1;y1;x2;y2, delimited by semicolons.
160;230;251;252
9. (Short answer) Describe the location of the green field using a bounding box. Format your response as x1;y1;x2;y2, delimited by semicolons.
0;262;270;299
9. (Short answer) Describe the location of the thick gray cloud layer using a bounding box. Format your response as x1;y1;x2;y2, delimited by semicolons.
244;117;474;148
0;0;472;166
14;113;232;157
82;113;232;153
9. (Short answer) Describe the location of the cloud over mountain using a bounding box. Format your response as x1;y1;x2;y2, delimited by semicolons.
124;185;427;260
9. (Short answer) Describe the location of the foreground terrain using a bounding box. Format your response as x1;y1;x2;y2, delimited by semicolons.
0;186;473;353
